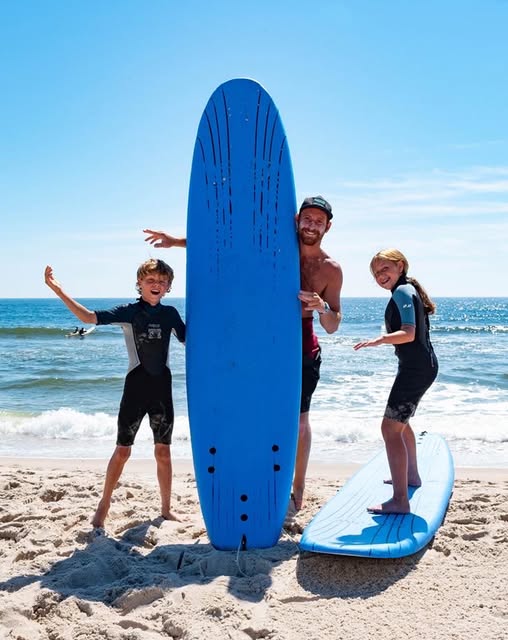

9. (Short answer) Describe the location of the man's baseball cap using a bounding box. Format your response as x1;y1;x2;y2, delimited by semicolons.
299;195;333;219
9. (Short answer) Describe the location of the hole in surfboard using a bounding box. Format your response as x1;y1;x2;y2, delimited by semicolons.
208;466;215;473
272;444;279;452
240;494;248;502
273;464;281;472
240;514;248;521
209;447;217;454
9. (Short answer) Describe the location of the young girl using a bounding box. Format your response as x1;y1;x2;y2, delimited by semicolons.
354;249;438;514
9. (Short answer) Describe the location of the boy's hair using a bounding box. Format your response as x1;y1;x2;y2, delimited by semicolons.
136;258;174;292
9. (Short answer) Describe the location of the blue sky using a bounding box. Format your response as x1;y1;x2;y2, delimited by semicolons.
2;0;507;298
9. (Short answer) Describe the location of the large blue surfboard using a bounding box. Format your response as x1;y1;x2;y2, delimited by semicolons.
186;79;301;550
300;432;454;558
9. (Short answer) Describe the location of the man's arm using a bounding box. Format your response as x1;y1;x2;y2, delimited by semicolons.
44;266;97;324
319;261;343;334
143;229;187;249
298;261;343;334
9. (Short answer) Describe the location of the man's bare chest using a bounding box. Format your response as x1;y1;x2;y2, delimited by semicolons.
300;259;327;294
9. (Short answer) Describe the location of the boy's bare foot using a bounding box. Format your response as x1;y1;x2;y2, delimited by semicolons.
367;498;410;515
161;510;182;522
91;499;110;528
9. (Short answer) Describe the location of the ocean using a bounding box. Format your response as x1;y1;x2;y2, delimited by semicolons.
0;297;506;467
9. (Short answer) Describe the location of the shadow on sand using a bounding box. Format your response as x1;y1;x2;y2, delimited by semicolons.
0;519;300;607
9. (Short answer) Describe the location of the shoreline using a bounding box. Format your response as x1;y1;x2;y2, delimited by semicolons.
2;456;508;481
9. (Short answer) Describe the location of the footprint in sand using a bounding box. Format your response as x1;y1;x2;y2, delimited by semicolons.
462;529;489;541
40;488;67;503
449;516;488;525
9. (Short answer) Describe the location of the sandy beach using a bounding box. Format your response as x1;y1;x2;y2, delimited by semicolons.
0;457;507;640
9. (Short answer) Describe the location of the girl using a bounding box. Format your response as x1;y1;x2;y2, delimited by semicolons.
354;249;438;514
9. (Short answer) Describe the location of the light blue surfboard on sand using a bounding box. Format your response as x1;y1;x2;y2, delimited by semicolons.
300;432;454;558
186;79;301;550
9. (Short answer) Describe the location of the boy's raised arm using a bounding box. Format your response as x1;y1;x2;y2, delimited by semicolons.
44;265;97;325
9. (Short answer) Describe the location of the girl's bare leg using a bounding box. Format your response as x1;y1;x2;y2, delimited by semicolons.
368;418;411;514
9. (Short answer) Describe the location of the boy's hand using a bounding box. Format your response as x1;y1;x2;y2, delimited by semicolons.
44;265;62;292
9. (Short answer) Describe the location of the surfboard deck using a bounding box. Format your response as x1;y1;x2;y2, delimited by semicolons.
186;79;301;550
300;432;454;558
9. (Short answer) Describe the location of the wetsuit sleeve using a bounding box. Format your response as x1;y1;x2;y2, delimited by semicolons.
172;309;186;343
392;285;416;326
95;304;134;325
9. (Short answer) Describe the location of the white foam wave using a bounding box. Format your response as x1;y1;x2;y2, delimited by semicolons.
0;408;191;443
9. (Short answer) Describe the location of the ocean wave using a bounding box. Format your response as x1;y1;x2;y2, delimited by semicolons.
0;326;120;338
433;325;508;334
0;408;190;442
0;376;124;392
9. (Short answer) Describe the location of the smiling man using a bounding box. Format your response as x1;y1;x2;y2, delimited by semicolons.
143;195;343;510
293;196;343;509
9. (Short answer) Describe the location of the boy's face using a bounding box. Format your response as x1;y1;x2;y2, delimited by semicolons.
138;273;171;305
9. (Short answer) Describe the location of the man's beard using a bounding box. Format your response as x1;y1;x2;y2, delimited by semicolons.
298;228;323;246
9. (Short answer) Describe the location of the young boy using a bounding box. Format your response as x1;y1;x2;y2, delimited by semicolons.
44;258;186;529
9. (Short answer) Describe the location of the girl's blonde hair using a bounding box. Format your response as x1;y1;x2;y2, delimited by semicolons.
370;248;436;315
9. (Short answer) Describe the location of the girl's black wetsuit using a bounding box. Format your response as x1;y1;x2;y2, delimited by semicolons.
384;276;438;423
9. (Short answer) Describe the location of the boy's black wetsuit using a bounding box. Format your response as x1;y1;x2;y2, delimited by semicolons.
95;299;186;446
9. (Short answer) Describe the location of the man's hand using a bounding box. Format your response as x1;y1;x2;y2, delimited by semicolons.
143;229;185;249
298;290;327;314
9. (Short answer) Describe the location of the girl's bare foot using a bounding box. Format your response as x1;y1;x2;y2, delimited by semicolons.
367;498;410;514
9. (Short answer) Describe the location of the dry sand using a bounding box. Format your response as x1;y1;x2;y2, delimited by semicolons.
0;457;507;640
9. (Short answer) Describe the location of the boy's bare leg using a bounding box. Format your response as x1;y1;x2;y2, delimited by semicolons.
292;412;311;511
154;443;180;521
92;445;131;528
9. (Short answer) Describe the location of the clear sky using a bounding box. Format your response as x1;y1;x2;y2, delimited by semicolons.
2;0;507;298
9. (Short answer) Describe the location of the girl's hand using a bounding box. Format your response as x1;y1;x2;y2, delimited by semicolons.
353;336;384;350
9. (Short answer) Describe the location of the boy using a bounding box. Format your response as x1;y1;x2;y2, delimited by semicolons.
44;258;186;529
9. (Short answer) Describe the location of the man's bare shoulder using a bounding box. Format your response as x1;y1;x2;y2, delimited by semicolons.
322;253;343;275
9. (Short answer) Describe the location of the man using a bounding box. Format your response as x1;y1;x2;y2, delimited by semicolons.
144;195;342;510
